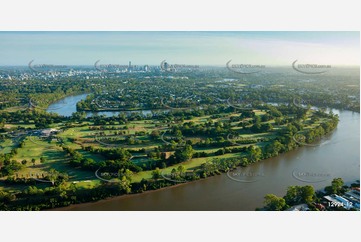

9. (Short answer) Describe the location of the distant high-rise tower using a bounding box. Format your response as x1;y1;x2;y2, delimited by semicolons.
164;61;169;70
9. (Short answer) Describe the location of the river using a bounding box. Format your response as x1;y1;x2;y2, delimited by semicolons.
46;94;160;117
48;94;360;211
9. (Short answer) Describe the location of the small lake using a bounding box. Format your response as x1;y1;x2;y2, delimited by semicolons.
46;94;88;117
46;94;163;117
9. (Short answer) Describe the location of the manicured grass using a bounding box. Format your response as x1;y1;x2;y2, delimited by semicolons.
77;150;106;163
132;152;242;183
0;139;15;154
14;136;62;162
4;124;36;129
193;147;224;153
8;136;96;183
0;106;29;113
71;179;101;189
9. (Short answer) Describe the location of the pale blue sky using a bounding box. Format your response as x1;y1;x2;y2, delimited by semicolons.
0;31;359;66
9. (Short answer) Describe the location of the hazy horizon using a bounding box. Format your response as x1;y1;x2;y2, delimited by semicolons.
0;31;359;66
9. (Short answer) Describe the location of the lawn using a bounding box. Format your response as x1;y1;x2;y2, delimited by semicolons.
9;136;97;183
132;152;241;182
0;139;15;154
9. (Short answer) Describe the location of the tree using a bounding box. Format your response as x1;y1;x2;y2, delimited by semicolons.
265;140;284;157
118;168;133;194
248;145;262;162
151;167;162;180
0;190;16;203
160;152;167;160
119;169;133;182
331;178;344;194
174;129;183;139
240;157;249;167
21;159;27;165
177;165;186;177
260;123;273;132
253;115;261;125
274;117;282;125
261;113;271;122
263;194;286;211
174;145;194;162
150;130;160;140
31;158;36;166
170;168;177;179
284;185;315;205
325;178;344;195
40;157;46;163
241;110;255;118
48;169;59;186
284;186;301;205
301;185;315;204
119;175;132;194
285;124;298;135
250;123;261;133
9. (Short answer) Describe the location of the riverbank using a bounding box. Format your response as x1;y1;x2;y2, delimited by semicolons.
45;109;359;211
49;126;343;211
48;175;213;211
